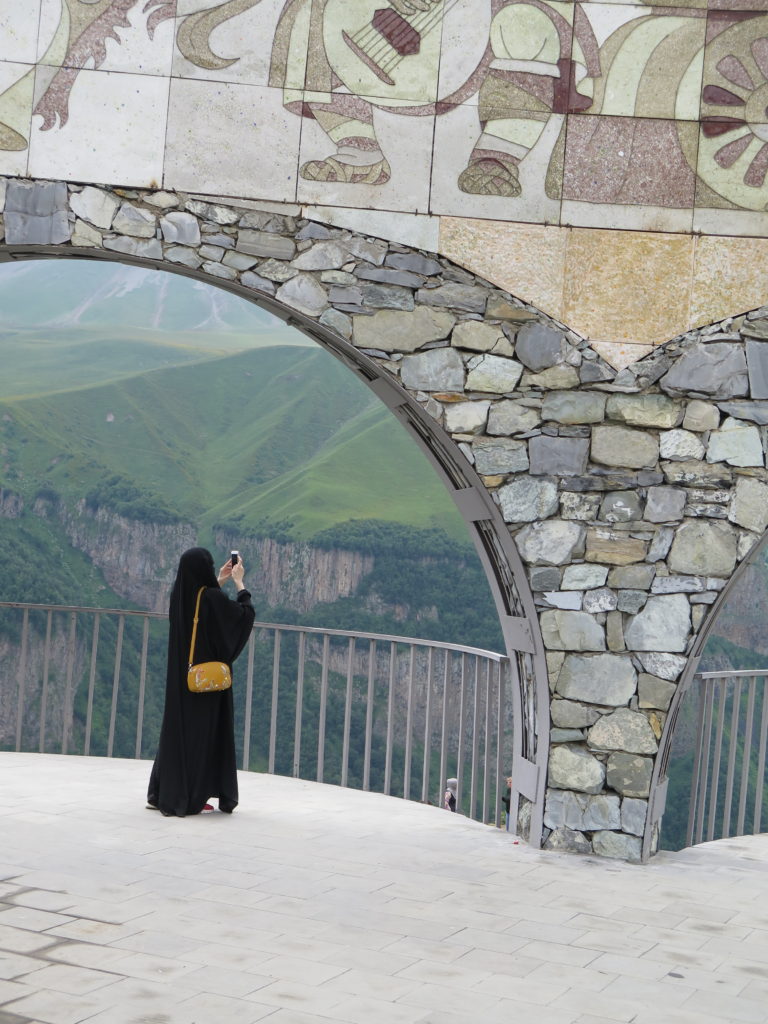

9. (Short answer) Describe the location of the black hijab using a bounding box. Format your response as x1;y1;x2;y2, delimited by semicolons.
169;547;220;666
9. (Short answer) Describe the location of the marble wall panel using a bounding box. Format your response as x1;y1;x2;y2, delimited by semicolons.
429;103;563;223
0;62;33;176
695;11;768;214
165;80;301;202
3;1;42;65
439;217;568;322
172;0;286;87
36;0;175;77
563;229;695;346
28;68;169;188
297;102;433;213
690;234;768;326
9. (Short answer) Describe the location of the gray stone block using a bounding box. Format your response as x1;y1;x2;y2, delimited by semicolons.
400;347;465;392
606;394;683;428
606;753;653;797
515;322;566;371
529;435;589;476
353;307;455;353
599;490;643;523
416;283;487;313
548;745;605;794
514;520;585;564
385;252;442;275
561;564;608;590
466;354;524;393
617;590;648;614
487;400;541;435
543;827;592;854
556;653;636;705
624;594;691;653
472;438;528;473
637;673;676;711
583;587;618;613
747;340;768;399
645;486;686;523
530;566;562;591
4;180;70;244
542;391;606;424
592;830;642;862
591;426;659;470
588;707;658;754
668;520;738;577
541;610;606;651
275;273;329;317
551;699;601;728
661;343;748;398
621;797;648;837
499;478;559;523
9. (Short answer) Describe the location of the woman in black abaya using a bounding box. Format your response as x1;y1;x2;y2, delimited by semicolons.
147;547;255;816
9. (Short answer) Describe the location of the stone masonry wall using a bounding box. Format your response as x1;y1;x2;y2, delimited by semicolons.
3;177;768;862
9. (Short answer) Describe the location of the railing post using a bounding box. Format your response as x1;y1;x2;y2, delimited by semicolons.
421;646;434;804
107;615;125;759
135;616;150;760
84;613;100;757
317;634;330;784
341;637;355;788
293;630;306;778
242;631;256;771
403;645;416;801
15;608;29;752
61;611;77;755
363;640;376;792
269;629;281;775
384;641;396;796
39;610;53;753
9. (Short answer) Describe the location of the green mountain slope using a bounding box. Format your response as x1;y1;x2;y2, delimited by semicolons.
0;343;466;542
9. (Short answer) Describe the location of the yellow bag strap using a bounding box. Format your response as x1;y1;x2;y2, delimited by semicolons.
188;587;205;668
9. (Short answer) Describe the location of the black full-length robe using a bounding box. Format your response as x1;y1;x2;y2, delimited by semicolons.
147;548;255;816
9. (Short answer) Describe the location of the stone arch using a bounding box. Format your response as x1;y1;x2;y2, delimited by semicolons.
3;177;768;861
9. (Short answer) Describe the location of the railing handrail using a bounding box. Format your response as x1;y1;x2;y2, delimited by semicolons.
696;670;768;679
0;600;508;662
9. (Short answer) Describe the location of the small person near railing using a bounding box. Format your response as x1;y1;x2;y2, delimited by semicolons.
443;777;457;812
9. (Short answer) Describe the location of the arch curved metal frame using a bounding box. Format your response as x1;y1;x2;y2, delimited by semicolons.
643;528;768;861
0;241;550;844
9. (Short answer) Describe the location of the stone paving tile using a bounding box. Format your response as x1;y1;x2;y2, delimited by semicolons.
2;755;768;1024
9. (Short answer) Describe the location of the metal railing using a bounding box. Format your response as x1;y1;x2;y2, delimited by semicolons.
684;670;768;847
0;601;512;825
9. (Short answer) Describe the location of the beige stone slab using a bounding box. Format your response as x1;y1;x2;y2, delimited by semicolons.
563;228;695;346
690;235;768;328
439;218;568;322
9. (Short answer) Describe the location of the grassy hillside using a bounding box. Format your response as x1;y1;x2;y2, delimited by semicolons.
0;343;467;543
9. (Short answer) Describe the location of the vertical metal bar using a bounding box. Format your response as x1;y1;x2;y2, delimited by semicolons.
707;678;727;842
363;640;375;791
384;641;396;796
341;637;355;788
403;645;416;801
317;634;330;784
686;679;708;847
470;656;481;821
754;680;768;834
439;650;449;809
242;631;256;771
268;630;281;774
695;681;715;846
456;653;467;813
39;610;53;753
84;613;100;756
721;677;742;838
737;675;757;837
61;612;77;755
134;616;150;760
293;631;306;778
495;662;506;829
15;608;29;752
107;615;125;759
482;659;492;824
421;646;434;803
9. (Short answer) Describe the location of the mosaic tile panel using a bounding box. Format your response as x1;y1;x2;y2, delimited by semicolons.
28;68;169;188
165;80;301;202
690;233;768;326
563;229;695;346
439;216;568;321
0;0;767;332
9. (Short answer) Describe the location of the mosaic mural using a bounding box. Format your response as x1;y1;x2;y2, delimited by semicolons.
2;0;768;353
2;0;768;232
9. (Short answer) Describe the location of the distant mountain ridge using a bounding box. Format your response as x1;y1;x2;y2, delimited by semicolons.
0;259;289;334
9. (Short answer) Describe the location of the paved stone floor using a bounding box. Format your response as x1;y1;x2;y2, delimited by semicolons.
1;754;767;1024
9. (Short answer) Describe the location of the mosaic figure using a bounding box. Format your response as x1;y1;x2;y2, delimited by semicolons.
2;0;768;212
